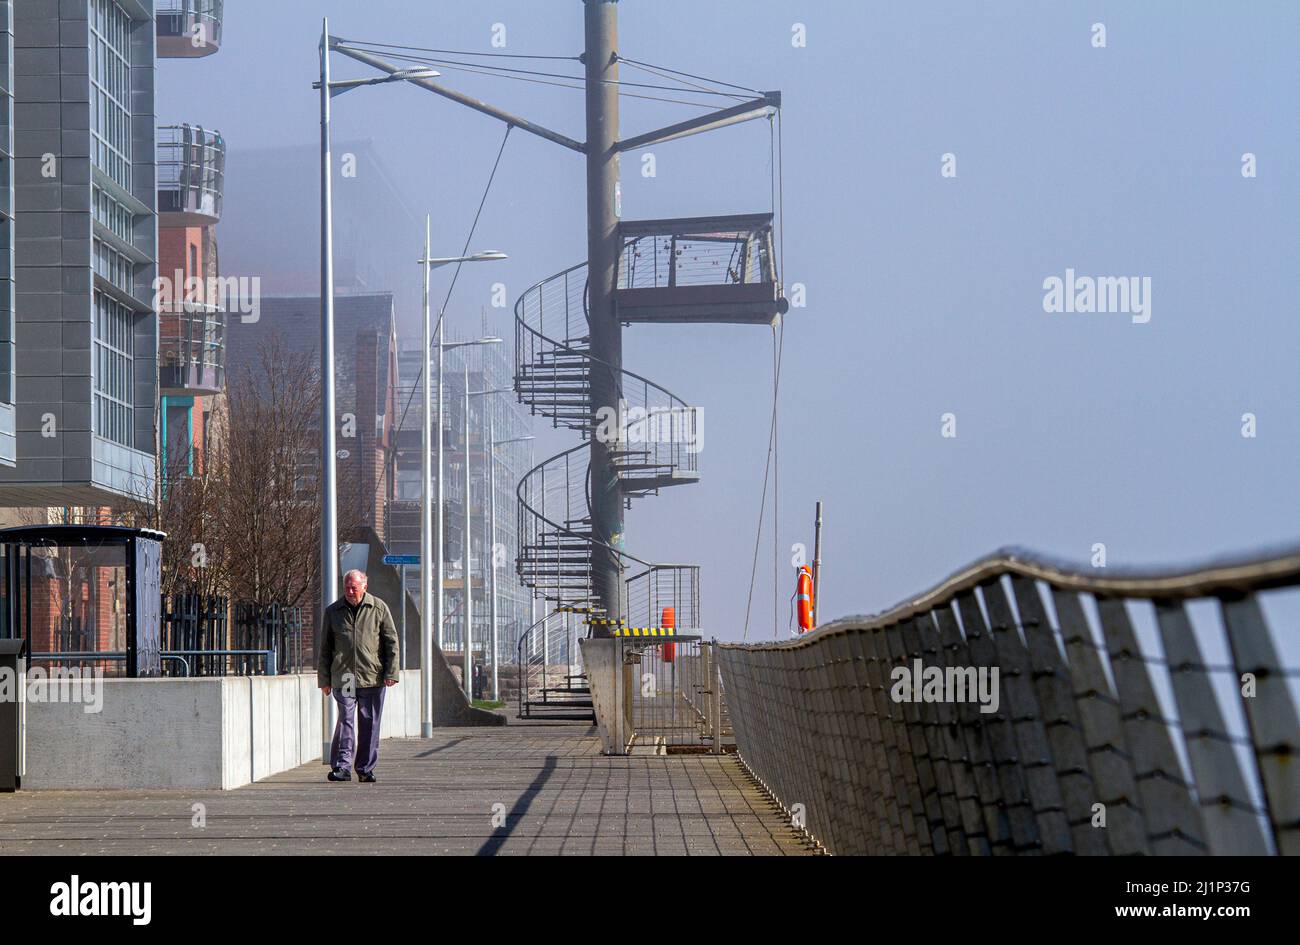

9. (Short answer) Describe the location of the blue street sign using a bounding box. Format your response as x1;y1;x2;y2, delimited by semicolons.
383;554;420;566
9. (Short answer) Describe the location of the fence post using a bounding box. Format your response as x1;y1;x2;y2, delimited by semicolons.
1220;595;1300;855
1155;600;1268;855
1095;597;1206;855
710;638;722;754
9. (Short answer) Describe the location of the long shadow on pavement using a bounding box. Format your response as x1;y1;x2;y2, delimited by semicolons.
476;755;558;856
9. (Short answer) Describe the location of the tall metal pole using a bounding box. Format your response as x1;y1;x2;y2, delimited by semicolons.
812;500;823;627
420;216;434;737
435;317;445;654
584;0;624;631
540;451;548;683
462;361;473;701
318;18;338;761
488;410;499;702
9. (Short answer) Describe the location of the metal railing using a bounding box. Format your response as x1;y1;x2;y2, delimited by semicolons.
618;224;777;291
30;650;272;677
516;609;589;719
157;124;225;221
717;544;1300;856
625;637;730;751
588;634;728;753
149;594;305;677
623;564;699;631
160;299;225;395
513;259;705;620
155;0;224;53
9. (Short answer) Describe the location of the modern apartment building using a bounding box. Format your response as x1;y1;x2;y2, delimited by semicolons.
155;0;224;482
0;1;15;466
0;0;161;505
0;0;223;508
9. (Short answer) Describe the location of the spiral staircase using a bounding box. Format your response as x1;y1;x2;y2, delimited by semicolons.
513;214;784;718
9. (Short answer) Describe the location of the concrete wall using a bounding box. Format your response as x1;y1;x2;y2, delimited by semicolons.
23;671;428;791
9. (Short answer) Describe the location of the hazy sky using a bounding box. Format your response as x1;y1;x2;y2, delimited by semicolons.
157;1;1299;646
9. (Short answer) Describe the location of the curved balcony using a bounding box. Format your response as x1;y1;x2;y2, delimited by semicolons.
160;301;225;396
157;124;225;226
156;0;223;58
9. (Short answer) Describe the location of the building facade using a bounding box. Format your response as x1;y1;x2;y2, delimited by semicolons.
0;1;15;465
155;2;224;481
0;0;162;506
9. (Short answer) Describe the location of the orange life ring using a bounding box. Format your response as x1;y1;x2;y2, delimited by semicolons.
796;566;815;632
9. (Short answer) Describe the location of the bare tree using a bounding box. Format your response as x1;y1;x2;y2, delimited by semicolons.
218;336;323;610
127;409;231;601
220;335;366;605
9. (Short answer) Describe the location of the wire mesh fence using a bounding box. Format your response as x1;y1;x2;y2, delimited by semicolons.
717;545;1300;856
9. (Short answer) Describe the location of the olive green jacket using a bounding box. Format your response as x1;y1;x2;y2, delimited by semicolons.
317;592;400;690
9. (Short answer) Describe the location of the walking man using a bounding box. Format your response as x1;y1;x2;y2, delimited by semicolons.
318;569;400;783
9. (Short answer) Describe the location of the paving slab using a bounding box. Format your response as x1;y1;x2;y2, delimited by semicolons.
0;722;815;856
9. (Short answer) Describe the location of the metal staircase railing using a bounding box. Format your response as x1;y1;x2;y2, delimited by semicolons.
514;259;702;640
515;609;591;720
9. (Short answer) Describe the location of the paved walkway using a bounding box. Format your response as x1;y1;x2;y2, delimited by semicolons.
0;722;814;855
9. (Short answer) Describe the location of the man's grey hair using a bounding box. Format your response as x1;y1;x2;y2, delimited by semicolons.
343;569;368;584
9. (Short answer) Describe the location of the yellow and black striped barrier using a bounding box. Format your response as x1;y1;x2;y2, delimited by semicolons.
583;616;700;639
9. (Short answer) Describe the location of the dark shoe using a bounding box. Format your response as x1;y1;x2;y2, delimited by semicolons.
357;771;376;783
327;767;351;782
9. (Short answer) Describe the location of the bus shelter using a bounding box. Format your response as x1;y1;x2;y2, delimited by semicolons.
0;525;165;678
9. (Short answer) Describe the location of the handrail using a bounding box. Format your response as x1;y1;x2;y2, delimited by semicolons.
722;541;1300;651
513;263;698;420
515;445;651;573
715;540;1300;855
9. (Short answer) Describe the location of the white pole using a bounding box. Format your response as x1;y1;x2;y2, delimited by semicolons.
435;318;445;655
488;410;499;702
540;459;549;691
318;17;338;762
462;361;473;701
420;215;434;737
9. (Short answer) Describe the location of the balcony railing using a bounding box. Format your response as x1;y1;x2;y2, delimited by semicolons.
156;0;223;58
160;300;225;396
157;124;225;225
615;213;787;325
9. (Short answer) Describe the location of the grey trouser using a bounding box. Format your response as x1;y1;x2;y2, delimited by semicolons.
330;685;386;774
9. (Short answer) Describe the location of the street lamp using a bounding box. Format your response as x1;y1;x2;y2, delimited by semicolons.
318;18;438;760
417;225;504;737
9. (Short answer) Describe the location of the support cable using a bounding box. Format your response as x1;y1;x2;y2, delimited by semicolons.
743;113;786;641
382;125;513;503
331;39;581;61
338;42;738;105
773;111;786;637
615;55;765;95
